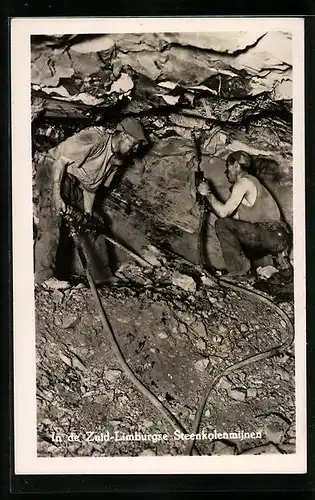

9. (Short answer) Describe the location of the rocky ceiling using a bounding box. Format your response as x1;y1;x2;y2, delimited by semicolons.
31;31;292;121
31;31;293;252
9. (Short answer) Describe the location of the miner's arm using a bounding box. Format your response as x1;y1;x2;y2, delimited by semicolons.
83;190;96;215
52;127;100;213
52;155;70;213
198;179;248;218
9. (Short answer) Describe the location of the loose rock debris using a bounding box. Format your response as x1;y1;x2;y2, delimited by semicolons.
36;254;295;457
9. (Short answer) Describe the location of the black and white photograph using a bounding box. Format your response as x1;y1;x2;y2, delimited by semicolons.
12;17;306;474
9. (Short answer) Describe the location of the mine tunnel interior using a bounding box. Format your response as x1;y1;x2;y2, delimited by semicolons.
32;32;296;458
32;31;293;279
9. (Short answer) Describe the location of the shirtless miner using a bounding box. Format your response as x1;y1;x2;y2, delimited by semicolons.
197;150;291;280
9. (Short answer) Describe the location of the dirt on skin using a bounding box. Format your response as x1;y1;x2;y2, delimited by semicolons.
36;251;295;458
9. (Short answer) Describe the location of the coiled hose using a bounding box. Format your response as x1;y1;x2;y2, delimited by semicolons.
184;199;295;455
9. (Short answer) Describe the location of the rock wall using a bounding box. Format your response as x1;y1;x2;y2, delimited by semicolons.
31;32;293;267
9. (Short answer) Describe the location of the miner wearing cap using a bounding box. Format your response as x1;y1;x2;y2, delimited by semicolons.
197;150;291;279
34;117;148;288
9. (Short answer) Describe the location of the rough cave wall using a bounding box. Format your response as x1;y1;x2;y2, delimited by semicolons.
31;32;293;268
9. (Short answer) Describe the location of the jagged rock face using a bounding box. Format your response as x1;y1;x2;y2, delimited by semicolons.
31;32;293;258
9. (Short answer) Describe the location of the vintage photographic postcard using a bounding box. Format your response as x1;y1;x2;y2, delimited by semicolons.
12;17;306;474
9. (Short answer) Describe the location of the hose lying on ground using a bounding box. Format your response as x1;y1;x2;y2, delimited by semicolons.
184;199;295;456
63;205;294;457
71;230;201;456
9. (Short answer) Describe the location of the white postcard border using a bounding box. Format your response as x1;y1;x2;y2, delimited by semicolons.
11;16;306;475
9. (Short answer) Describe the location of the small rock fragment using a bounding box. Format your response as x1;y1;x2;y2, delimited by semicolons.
159;94;180;105
42;278;70;290
59;353;72;367
172;271;196;293
214;302;224;310
62;314;79;329
265;425;284;444
153;117;166;128
72;356;86;371
117;316;130;324
143;420;153;429
109;420;122;427
94;394;111;404
229;388;246;402
37;441;56;455
240;443;281;455
276;367;291;381
119;394;130;405
212;334;223;345
278;443;296;454
240;324;248;333
139;448;156;456
247;376;263;386
70;35;114;54
218;325;229;336
41;375;50;387
195;358;209;372
286;426;296;439
112;58;123;78
279;302;293;315
104;369;122;383
247;388;257;399
211;440;237;455
176;311;194;325
193;321;207;338
52;290;64;304
201;275;217;287
178;323;188;334
109;72;134;94
219;377;233;391
205;409;211;418
142;247;162;267
256;265;279;280
181;406;191;417
41;418;52;425
74;283;85;289
278;353;289;364
195;339;206;350
158;331;168;339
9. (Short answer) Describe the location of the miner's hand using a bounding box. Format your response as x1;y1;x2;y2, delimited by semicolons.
53;192;66;214
197;181;210;196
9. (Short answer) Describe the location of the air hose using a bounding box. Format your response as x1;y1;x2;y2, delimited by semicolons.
70;229;201;456
63;205;294;457
184;199;295;456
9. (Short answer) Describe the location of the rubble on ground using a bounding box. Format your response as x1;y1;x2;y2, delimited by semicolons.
36;252;295;457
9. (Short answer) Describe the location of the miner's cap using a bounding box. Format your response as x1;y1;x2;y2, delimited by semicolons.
116;117;148;146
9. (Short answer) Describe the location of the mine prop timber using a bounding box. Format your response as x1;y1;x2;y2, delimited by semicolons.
61;205;153;269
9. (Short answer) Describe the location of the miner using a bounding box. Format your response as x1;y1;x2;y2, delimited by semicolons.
34;117;147;288
197;150;291;278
